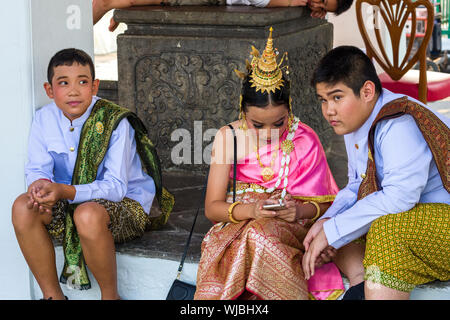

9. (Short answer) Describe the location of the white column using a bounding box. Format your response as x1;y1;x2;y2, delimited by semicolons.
0;0;34;300
0;0;93;299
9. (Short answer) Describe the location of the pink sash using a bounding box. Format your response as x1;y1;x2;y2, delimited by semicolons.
308;263;344;300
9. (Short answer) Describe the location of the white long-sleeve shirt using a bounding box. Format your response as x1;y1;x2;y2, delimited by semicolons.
25;96;156;214
321;89;450;249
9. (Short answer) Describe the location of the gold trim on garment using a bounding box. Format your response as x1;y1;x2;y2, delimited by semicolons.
308;289;345;300
292;195;336;203
228;181;336;203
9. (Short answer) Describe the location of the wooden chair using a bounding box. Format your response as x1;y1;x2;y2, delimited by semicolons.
356;0;450;104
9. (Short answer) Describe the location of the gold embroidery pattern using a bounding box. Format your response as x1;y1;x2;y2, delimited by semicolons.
95;121;104;134
46;198;149;244
228;181;336;204
195;190;339;300
363;203;450;292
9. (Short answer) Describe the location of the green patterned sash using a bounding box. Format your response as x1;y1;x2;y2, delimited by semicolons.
60;99;174;289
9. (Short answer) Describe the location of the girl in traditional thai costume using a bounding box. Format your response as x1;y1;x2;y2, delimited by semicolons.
194;28;345;300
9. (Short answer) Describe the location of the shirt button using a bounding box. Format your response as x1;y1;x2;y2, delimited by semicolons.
355;144;359;149
70;147;75;152
69;127;74;132
361;173;366;179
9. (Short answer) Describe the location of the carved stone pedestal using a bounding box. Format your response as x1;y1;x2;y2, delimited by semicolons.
115;6;347;187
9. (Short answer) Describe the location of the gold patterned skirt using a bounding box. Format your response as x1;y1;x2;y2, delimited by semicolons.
363;203;450;292
46;197;149;244
194;188;312;300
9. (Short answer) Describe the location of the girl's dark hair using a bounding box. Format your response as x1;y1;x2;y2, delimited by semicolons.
335;0;354;16
47;48;95;84
241;76;290;112
311;46;382;96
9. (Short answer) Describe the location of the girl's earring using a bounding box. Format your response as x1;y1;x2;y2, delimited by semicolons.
239;111;248;131
239;95;248;132
288;97;294;131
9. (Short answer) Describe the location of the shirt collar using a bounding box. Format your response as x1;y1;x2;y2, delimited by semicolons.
59;96;100;127
350;89;387;142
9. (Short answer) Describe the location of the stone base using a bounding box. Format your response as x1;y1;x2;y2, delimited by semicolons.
114;6;339;176
97;80;119;105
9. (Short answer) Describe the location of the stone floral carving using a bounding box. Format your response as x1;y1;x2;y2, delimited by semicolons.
134;51;242;170
288;42;333;151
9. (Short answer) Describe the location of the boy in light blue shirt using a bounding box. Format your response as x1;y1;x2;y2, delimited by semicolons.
12;48;173;299
303;46;449;300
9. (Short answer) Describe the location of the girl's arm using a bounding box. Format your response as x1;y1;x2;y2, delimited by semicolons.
204;126;257;223
205;125;281;223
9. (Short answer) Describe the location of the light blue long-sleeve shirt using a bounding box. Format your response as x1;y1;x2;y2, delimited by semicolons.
25;96;156;214
321;89;450;249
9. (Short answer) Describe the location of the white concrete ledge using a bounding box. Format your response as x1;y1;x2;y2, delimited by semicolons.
31;247;198;300
31;248;450;300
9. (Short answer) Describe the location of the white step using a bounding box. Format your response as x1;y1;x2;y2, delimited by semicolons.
30;247;449;300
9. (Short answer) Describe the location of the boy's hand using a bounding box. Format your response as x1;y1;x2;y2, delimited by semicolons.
313;246;337;269
27;179;52;214
308;0;326;10
303;217;328;251
308;0;327;18
33;183;75;209
27;179;51;196
310;8;327;19
302;229;330;280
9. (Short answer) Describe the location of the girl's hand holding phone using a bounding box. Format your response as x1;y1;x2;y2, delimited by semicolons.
256;195;299;223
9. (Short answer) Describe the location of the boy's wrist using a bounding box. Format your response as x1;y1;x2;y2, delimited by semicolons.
60;183;76;201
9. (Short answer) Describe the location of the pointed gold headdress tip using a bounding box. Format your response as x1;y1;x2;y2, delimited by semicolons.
234;69;246;80
245;59;252;71
244;28;289;94
250;46;260;58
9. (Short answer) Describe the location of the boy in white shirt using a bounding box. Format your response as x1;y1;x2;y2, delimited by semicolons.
12;48;173;300
303;46;449;300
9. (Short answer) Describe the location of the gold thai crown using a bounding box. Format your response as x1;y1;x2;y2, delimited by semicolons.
235;27;289;94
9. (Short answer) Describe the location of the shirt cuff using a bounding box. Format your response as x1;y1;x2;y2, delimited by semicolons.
323;218;350;249
319;205;338;220
70;184;93;204
26;175;53;188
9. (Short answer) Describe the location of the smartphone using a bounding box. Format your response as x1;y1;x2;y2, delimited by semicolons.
262;203;286;211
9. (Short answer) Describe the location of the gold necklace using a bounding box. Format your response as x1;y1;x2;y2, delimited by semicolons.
254;143;279;182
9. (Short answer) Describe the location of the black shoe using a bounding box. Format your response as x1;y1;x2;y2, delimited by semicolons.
40;296;69;300
342;281;365;300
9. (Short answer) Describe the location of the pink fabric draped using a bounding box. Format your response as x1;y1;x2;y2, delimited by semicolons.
231;121;339;199
229;121;344;300
308;263;345;300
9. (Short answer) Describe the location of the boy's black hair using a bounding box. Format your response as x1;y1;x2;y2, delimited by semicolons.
241;76;290;112
335;0;354;16
47;48;95;84
311;45;382;96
